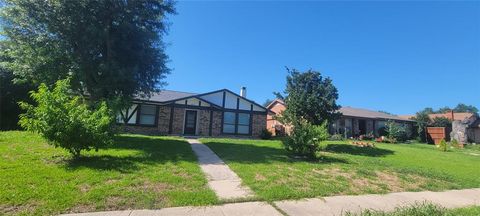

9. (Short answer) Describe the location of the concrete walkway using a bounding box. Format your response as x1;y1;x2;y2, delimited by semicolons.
61;201;282;216
186;138;254;200
61;188;480;216
275;188;480;216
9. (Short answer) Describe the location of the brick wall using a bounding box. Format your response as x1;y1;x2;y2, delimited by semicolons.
211;111;223;136
198;110;211;136
119;105;267;138
171;107;185;135
157;106;171;134
252;113;267;137
120;125;161;135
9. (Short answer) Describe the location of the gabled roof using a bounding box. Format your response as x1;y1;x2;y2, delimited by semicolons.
133;89;267;112
135;90;196;103
266;99;285;109
340;106;413;122
340;107;412;121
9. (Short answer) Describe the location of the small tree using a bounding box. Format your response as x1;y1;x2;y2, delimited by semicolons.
283;120;329;159
413;111;430;143
385;120;406;143
19;79;114;158
275;68;341;125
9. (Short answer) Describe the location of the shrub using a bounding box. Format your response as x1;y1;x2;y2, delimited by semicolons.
378;127;388;136
438;139;448;152
329;134;344;141
385;120;407;143
259;128;272;140
283;120;329;159
450;139;462;149
19;79;114;158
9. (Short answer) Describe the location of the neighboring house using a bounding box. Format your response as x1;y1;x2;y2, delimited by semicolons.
400;111;474;122
266;100;415;137
332;107;414;138
116;88;267;137
266;99;291;136
451;114;480;144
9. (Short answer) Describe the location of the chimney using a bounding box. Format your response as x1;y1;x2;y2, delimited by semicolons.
240;87;247;98
450;110;454;121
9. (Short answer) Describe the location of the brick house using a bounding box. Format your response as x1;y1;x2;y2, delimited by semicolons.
266;99;414;138
116;88;267;137
266;99;292;136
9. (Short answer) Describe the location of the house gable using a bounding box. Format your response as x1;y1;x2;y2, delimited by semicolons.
198;89;267;113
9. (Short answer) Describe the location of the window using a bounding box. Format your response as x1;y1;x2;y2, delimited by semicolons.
237;113;250;134
222;112;251;134
116;104;138;124
139;105;156;125
223;112;236;133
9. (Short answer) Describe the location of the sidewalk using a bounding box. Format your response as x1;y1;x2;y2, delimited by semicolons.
275;188;480;216
62;188;480;216
185;138;254;200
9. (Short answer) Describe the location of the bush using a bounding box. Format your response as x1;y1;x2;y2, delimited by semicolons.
430;116;452;128
378;127;388;136
283;120;329;159
19;79;114;158
259;128;272;140
329;134;344;141
385;120;407;143
438;139;448;152
450;139;462;148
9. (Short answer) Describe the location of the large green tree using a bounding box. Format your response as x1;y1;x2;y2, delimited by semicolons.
276;68;340;125
0;0;175;102
413;111;430;142
453;103;478;114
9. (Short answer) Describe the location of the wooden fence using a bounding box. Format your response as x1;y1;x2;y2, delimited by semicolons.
426;127;451;144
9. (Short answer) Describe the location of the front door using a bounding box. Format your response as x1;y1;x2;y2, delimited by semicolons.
184;110;197;135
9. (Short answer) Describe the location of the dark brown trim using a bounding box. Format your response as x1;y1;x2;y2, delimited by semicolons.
236;97;240;110
154;105;160;126
126;106;139;123
249;104;254;136
221;111;253;136
171;104;219;111
222;91;226;108
223;108;267;115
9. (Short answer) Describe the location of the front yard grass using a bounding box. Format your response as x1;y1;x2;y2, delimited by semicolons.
200;138;480;201
0;131;217;215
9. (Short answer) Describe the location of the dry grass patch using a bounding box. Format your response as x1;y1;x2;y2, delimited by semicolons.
201;138;480;201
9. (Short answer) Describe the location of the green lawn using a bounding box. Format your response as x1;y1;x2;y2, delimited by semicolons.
349;202;480;216
0;131;217;216
200;138;480;201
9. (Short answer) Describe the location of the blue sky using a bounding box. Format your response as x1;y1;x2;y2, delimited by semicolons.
163;1;480;115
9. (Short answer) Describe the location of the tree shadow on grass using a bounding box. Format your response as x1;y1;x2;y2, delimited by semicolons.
64;135;196;173
324;144;394;157
204;142;349;165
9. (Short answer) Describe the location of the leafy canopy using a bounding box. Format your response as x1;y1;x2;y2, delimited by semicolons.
413;111;430;142
0;0;175;102
276;68;340;125
19;79;114;157
419;104;478;114
430;116;452;127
